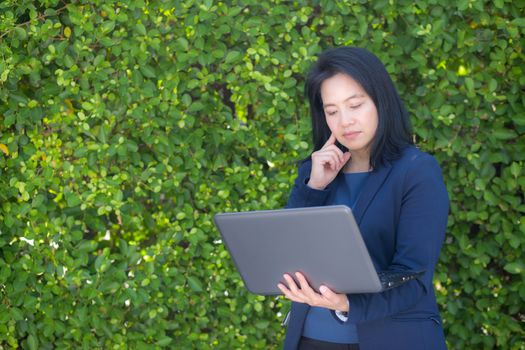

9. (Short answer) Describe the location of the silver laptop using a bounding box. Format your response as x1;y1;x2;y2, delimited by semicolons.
214;205;423;295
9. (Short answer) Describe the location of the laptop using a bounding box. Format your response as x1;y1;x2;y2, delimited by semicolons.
213;205;424;295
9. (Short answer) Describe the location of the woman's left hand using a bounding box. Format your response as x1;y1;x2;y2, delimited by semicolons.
278;272;349;312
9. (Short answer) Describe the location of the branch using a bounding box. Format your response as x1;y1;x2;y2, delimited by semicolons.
0;4;70;40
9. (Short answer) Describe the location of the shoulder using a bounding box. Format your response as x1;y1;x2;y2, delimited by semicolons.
392;146;442;173
387;146;446;193
390;147;447;199
397;146;435;163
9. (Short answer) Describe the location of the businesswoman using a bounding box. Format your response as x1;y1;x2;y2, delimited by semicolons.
277;47;449;350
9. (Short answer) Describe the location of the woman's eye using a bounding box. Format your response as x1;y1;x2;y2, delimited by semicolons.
350;104;362;109
326;110;337;116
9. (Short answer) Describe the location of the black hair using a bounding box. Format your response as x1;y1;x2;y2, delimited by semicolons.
304;46;413;169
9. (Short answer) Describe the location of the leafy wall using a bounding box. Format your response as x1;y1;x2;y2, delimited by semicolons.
0;0;523;349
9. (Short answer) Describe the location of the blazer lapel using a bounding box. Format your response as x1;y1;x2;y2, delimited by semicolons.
353;162;393;225
282;302;310;349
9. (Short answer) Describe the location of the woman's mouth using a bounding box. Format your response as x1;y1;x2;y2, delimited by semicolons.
343;131;361;138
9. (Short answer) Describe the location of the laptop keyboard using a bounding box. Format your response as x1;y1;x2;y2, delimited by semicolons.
377;271;424;290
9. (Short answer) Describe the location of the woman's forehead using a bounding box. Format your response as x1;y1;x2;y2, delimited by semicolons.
320;74;367;105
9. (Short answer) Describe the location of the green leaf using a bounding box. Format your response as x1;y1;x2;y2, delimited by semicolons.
510;162;521;178
11;307;23;321
225;51;241;64
140;65;156;78
82;101;94;110
27;334;38;350
493;129;517;140
465;77;474;92
487;79;497;92
504;262;524;274
177;37;189;51
95;255;105;271
255;320;269;329
155;337;173;346
457;0;469;11
66;193;81;207
14;27;27;40
187;276;203;292
136;23;146;35
511;18;525;27
101;20;115;33
77;241;97;252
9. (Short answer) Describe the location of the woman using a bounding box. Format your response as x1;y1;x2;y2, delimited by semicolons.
277;47;449;350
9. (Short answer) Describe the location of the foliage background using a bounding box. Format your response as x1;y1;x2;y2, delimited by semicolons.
0;0;524;349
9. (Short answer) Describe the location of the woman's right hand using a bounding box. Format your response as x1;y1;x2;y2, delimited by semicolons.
307;133;351;190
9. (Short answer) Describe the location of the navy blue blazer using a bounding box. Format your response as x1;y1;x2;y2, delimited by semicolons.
283;146;449;350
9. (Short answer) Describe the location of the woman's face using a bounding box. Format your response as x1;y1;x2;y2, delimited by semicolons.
320;73;378;158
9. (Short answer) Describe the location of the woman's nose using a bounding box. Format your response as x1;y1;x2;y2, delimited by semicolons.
341;110;355;126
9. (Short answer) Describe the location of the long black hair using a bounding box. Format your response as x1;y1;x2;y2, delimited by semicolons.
304;47;413;169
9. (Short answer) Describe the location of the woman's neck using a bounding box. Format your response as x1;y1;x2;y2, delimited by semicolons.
343;151;371;173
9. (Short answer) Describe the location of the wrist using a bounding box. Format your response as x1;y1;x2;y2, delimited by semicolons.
338;298;350;313
306;178;325;190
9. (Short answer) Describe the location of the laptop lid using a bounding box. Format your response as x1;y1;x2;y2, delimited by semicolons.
213;205;383;295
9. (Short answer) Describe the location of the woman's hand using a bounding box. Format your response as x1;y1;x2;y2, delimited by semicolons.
308;133;351;190
277;272;349;312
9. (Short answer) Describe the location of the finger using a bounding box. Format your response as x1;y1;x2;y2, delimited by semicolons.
283;274;300;294
312;153;337;171
322;133;337;148
295;272;316;296
283;274;307;302
319;285;337;300
295;273;325;307
339;151;352;170
321;155;339;172
320;145;345;164
278;283;302;303
278;283;291;297
327;148;352;170
319;285;348;311
314;153;341;171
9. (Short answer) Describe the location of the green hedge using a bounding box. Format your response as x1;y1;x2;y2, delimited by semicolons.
0;0;524;348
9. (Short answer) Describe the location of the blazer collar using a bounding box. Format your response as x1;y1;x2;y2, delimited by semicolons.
352;161;393;225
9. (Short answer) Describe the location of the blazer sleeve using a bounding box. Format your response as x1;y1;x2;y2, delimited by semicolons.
345;154;449;324
285;160;332;208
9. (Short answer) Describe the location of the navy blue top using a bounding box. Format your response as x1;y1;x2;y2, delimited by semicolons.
302;171;370;344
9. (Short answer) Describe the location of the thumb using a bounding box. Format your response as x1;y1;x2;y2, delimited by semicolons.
337;152;352;171
320;285;348;311
319;285;336;299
